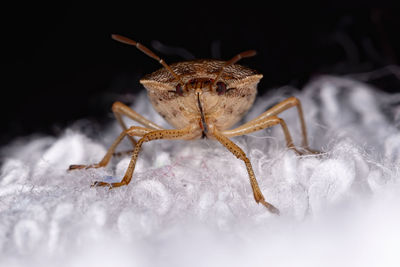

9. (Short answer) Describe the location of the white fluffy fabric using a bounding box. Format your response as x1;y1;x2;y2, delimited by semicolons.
1;75;400;267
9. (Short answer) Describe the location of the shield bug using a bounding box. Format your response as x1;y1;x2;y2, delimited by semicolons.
69;34;318;214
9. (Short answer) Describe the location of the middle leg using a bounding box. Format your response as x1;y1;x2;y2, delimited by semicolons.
222;97;318;154
222;115;302;154
226;97;317;152
69;126;153;170
112;101;164;146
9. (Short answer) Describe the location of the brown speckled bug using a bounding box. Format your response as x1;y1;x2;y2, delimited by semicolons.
69;34;318;214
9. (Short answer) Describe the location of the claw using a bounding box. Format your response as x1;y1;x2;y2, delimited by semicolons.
304;148;321;155
91;176;127;189
259;199;280;215
291;147;304;155
68;164;87;170
91;181;113;188
302;147;322;155
68;163;103;171
268;205;280;215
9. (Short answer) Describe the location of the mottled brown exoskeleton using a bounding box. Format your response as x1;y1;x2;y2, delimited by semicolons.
69;34;318;214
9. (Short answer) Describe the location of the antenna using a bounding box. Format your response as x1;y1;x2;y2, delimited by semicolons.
211;50;257;86
111;34;183;83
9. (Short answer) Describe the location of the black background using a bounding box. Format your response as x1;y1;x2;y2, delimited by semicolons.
2;5;400;146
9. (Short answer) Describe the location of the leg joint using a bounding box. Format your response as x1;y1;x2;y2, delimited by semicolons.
112;101;124;112
287;96;300;105
277;117;285;125
125;126;152;138
266;115;283;126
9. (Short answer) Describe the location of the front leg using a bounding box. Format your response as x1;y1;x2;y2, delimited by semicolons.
93;125;199;188
210;125;280;214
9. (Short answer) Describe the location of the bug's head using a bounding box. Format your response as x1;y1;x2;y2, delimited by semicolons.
139;60;263;110
161;60;263;99
112;34;262;99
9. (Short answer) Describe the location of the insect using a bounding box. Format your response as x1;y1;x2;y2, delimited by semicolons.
69;34;318;215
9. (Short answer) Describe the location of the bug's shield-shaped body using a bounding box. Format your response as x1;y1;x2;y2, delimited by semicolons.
140;59;263;139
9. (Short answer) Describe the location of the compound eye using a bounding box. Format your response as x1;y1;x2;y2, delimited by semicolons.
216;82;227;95
175;83;183;96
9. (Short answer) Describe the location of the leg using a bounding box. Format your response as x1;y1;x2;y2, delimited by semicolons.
226;97;316;152
69;126;153;170
211;126;279;214
112;101;164;146
222;115;302;154
93;125;197;188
